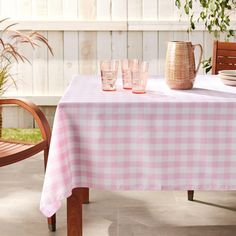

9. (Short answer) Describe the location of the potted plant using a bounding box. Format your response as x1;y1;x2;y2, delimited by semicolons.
175;0;236;72
0;18;53;136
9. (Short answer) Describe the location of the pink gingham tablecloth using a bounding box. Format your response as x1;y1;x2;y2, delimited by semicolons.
40;75;236;217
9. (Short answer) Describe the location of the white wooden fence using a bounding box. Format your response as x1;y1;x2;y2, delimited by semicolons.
0;0;235;127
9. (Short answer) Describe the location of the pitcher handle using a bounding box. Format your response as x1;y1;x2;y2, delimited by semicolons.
193;44;203;75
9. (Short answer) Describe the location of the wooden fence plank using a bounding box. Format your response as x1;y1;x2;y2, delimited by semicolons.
158;31;174;75
143;32;158;75
32;31;48;95
128;0;142;20
112;32;127;59
142;0;158;75
48;32;64;95
78;0;97;75
112;31;127;77
128;32;143;60
97;32;112;74
79;32;97;74
112;0;127;20
17;0;32;17
97;0;111;20
78;0;96;20
2;107;19;128
174;31;189;41
32;0;47;17
47;1;63;94
158;0;173;20
64;32;79;86
0;0;17;17
63;0;78;18
18;108;34;129
2;19;236;32
143;0;158;20
17;32;33;96
48;0;63;17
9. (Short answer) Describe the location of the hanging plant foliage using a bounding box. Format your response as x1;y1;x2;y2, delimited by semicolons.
175;0;236;38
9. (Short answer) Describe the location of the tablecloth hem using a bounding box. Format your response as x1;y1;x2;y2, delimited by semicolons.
40;183;236;217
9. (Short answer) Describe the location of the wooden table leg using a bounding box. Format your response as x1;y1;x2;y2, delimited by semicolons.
47;214;56;231
67;188;83;236
81;187;89;204
188;190;194;201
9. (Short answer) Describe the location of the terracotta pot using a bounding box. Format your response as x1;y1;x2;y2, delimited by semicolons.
165;41;203;90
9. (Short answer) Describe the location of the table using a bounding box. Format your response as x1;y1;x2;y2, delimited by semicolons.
40;75;236;235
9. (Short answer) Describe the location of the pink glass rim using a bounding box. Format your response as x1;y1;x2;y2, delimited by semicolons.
121;59;134;69
132;61;149;72
100;60;119;71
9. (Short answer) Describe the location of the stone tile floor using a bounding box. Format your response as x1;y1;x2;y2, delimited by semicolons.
1;153;236;236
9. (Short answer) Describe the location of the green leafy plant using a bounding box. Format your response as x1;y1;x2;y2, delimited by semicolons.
175;0;236;72
0;18;53;95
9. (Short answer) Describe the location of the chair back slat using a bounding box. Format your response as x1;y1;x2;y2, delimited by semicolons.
218;49;236;57
212;41;236;74
217;64;236;71
217;41;236;50
217;56;236;64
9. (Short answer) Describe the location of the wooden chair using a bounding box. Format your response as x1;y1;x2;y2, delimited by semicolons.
0;98;56;231
187;40;236;201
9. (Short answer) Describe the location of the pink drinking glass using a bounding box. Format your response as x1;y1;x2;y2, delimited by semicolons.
121;59;133;90
100;60;119;91
132;61;149;94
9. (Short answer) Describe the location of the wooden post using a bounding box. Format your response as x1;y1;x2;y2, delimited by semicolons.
0;107;2;138
67;188;83;236
188;190;194;201
81;187;89;204
212;40;218;75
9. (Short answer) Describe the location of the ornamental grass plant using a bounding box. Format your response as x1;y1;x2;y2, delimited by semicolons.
0;18;53;94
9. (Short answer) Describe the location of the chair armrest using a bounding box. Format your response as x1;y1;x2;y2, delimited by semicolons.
0;98;51;146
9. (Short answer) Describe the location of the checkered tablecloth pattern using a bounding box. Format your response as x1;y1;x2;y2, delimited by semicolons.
40;75;236;217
